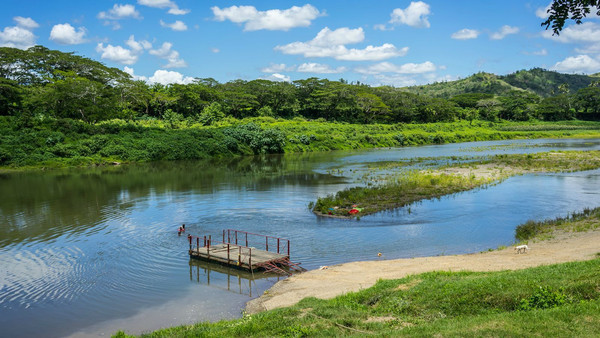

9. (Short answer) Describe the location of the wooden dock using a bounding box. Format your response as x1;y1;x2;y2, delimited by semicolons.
187;229;305;275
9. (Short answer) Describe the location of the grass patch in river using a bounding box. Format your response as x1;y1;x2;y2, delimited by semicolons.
314;150;600;218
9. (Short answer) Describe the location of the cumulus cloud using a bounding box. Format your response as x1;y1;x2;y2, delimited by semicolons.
49;23;86;45
98;4;141;20
149;69;195;84
536;3;552;19
389;1;431;28
297;63;346;74
149;42;187;68
261;63;292;73
355;61;436;75
137;0;189;15
96;43;139;65
212;4;322;31
264;73;291;82
160;20;187;31
123;66;148;81
98;4;141;29
451;28;479;40
491;25;519;40
275;27;408;61
0;16;38;49
96;35;150;65
551;54;600;73
14;16;39;29
542;22;600;44
125;35;152;52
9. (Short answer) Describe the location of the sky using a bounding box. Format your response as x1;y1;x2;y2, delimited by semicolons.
1;0;600;86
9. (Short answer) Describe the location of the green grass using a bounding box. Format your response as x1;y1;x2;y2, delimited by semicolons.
114;258;600;337
516;207;600;241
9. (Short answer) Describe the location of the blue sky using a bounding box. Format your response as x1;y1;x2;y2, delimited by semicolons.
2;1;600;86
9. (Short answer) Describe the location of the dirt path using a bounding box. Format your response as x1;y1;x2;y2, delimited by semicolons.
246;230;600;314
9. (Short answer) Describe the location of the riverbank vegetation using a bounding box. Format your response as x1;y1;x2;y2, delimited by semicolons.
116;255;600;336
313;150;600;217
3;46;600;169
516;207;600;241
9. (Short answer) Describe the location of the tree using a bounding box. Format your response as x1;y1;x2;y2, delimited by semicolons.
542;0;600;35
356;92;389;123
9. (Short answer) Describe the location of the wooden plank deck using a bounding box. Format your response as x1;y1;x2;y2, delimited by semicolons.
189;243;288;271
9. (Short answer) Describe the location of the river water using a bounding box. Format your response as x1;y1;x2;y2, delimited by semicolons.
1;138;600;337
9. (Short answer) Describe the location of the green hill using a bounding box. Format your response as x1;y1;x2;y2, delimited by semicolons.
402;68;597;98
501;68;595;97
401;72;522;99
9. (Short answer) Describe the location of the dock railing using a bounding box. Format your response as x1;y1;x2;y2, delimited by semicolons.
223;229;290;258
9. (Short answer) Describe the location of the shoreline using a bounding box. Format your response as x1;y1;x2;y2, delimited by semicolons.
246;228;600;314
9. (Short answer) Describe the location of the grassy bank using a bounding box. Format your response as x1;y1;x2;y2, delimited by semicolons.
516;207;600;241
115;257;600;337
2;116;600;170
313;150;600;217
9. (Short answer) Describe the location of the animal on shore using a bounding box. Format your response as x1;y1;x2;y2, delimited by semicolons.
515;244;529;254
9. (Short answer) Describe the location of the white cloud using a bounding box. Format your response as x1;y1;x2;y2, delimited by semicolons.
96;43;139;65
389;1;431;28
355;61;436;75
0;17;38;49
125;35;152;52
297;63;346;73
576;43;600;54
264;73;291;82
98;4;141;20
149;42;187;68
542;22;600;43
211;47;220;53
49;23;86;45
551;54;600;73
372;74;418;87
275;27;408;61
491;25;519;40
536;3;552;19
160;20;187;31
14;16;39;29
212;4;322;31
373;24;393;31
261;63;292;73
451;28;479;40
123;66;148;81
524;48;548;56
138;0;189;15
149;69;195;84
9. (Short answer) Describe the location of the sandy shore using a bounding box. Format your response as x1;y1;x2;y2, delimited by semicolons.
246;229;600;314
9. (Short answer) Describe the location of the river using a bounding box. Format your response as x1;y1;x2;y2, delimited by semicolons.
1;138;600;337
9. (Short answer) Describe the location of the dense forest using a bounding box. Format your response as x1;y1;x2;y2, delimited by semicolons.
1;46;600;168
2;46;600;125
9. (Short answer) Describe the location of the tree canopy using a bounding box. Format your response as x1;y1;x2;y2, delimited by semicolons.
542;0;600;34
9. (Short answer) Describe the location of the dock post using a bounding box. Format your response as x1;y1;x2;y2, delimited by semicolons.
287;240;290;257
196;237;199;252
227;243;230;265
188;235;192;251
249;247;252;270
222;230;225;243
266;237;268;251
235;231;238;245
245;233;248;247
203;236;206;247
207;236;211;259
238;246;241;266
227;229;230;243
277;238;280;254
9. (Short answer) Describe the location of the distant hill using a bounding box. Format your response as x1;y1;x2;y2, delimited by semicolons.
402;68;597;98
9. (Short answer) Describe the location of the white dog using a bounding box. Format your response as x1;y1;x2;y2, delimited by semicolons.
515;244;529;254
